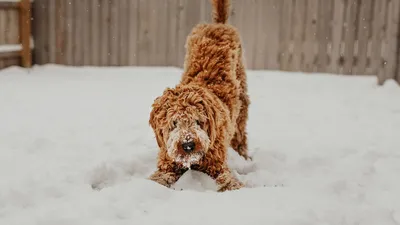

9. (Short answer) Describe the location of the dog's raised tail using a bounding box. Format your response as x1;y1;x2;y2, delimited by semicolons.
211;0;230;24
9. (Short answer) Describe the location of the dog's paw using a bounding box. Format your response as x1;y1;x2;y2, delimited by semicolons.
148;170;178;188
217;178;244;192
149;176;171;188
215;170;245;192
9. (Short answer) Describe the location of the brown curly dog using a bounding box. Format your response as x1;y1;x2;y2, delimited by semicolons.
148;0;250;192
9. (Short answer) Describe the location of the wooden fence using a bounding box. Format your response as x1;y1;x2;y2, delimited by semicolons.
0;0;32;70
32;0;400;85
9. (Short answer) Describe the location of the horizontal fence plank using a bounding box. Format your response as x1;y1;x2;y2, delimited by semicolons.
0;57;20;69
0;50;20;59
0;2;19;9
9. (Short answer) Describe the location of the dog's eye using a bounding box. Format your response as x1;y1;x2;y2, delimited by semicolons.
196;120;200;125
173;121;177;127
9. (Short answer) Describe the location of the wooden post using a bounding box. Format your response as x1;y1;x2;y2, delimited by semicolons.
19;0;32;68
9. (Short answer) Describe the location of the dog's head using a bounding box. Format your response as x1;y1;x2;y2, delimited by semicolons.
149;85;225;168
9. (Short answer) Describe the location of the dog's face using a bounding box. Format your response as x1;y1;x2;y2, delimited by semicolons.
149;85;222;168
166;113;210;167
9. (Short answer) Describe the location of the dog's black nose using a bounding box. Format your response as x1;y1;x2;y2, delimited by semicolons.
182;141;195;153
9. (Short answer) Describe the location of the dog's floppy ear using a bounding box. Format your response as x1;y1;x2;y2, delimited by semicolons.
199;92;227;147
149;88;174;149
149;109;164;149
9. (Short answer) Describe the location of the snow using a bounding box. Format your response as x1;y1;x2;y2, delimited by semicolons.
1;64;400;225
0;44;21;53
0;37;35;53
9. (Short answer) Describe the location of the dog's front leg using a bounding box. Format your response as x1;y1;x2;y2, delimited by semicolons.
214;168;244;192
200;163;244;192
149;163;187;188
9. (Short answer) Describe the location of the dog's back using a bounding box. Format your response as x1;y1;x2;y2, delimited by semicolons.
179;0;247;114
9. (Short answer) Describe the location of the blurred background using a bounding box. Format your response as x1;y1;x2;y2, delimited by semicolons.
0;0;399;85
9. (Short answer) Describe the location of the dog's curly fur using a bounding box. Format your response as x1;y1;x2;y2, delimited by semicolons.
148;0;250;192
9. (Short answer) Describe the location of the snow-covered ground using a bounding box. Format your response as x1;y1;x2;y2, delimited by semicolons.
1;64;400;225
